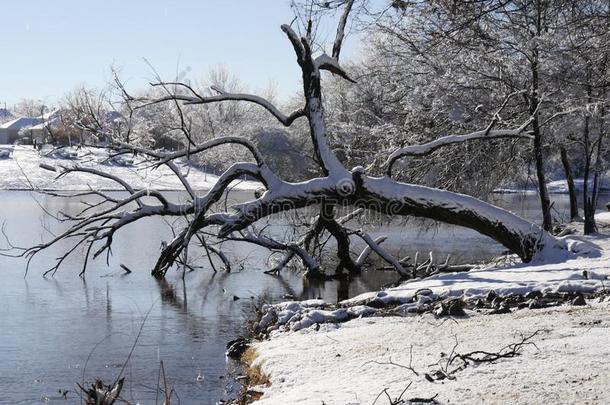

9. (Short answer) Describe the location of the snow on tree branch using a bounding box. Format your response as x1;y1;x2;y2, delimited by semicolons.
141;82;306;127
332;0;355;61
385;120;534;176
15;0;596;280
315;53;356;83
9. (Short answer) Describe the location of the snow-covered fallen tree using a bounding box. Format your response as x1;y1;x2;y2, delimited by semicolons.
13;1;593;278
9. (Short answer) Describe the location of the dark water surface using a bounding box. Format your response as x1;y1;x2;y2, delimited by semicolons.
0;190;602;403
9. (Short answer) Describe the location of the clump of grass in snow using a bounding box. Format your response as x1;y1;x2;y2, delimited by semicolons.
237;347;271;404
242;347;270;387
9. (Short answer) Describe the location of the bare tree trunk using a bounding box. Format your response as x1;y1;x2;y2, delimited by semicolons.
355;176;555;263
583;80;596;234
214;173;562;265
592;87;607;215
588;87;607;234
531;48;553;231
320;213;360;275
560;146;579;221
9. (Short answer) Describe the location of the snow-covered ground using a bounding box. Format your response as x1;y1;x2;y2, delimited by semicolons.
341;240;603;308
249;226;610;404
252;302;610;404
0;145;260;191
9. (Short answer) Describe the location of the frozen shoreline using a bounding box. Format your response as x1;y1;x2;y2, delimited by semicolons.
248;224;610;404
0;145;260;192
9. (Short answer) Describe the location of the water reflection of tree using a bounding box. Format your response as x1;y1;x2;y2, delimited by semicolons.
299;268;399;303
154;272;244;342
156;277;187;312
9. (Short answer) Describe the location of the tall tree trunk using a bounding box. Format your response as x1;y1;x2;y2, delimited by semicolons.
583;79;596;234
531;58;553;231
593;87;607;209
560;146;579;221
587;0;610;234
531;2;553;231
589;86;607;234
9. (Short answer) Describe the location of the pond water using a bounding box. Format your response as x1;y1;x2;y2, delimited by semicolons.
0;190;604;404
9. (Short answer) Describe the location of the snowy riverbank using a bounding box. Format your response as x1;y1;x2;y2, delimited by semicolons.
0;145;260;191
251;302;610;404
247;225;610;404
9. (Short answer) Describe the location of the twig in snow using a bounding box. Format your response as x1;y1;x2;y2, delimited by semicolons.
362;345;419;376
371;382;412;405
407;393;439;404
425;330;543;382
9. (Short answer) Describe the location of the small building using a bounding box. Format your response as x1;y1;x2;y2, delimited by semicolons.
0;110;61;144
0;117;43;144
25;114;63;144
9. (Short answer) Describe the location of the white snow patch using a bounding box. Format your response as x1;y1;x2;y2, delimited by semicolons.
257;300;358;334
595;211;610;226
252;301;610;404
343;235;606;307
0;145;260;191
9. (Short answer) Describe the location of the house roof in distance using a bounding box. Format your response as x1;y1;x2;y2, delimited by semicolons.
0;117;43;130
0;109;62;131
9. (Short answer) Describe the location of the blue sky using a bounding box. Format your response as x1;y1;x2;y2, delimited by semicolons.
0;0;359;108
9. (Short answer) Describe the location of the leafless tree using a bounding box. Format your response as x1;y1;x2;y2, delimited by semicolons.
17;1;580;279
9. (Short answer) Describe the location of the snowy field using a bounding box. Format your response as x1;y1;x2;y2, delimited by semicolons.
0;145;260;191
250;226;610;404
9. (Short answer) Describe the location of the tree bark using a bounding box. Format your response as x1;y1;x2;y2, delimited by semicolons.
560;146;579;221
583;79;596;234
356;175;555;263
589;85;607;234
217;173;562;265
531;0;553;232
